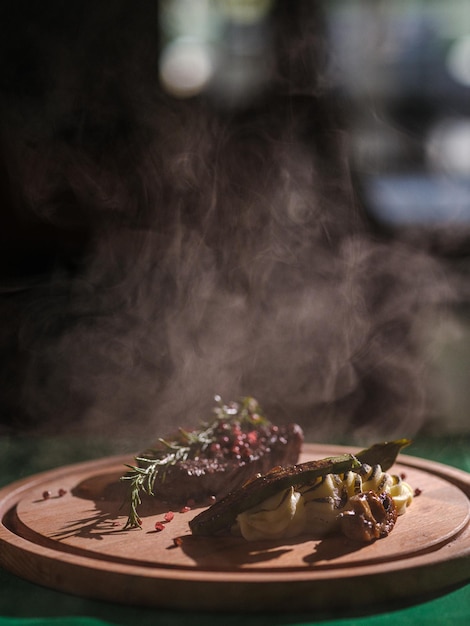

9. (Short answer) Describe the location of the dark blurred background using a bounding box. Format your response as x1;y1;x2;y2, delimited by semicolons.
0;0;469;441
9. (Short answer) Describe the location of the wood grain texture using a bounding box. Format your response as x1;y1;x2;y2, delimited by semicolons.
0;444;469;611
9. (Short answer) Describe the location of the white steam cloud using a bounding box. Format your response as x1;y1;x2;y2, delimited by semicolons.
0;1;460;444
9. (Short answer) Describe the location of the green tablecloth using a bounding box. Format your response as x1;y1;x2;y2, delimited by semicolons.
1;435;469;626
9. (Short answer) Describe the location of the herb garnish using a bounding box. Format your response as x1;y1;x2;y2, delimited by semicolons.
120;395;269;529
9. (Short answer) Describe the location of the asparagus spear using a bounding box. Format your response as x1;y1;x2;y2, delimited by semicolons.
355;438;411;471
189;453;360;536
189;439;411;536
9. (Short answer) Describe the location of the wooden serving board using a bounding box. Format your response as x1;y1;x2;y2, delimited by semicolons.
0;444;469;612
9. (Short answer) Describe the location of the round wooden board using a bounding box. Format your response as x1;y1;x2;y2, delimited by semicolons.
0;444;469;612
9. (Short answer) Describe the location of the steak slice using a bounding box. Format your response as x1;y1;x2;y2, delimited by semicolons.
150;422;304;504
120;398;304;528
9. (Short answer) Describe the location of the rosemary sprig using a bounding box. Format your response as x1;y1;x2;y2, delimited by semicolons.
120;395;269;529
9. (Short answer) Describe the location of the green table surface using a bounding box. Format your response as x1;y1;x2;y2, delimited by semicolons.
0;435;469;626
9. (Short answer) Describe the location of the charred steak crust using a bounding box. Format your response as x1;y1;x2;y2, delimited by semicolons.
145;423;303;503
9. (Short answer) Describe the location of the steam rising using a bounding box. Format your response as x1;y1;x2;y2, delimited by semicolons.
0;1;459;443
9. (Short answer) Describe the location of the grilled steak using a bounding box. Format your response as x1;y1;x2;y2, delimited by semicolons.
125;397;304;512
148;421;304;504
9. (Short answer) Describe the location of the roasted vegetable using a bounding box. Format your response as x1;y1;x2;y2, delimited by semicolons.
355;438;411;472
189;453;361;536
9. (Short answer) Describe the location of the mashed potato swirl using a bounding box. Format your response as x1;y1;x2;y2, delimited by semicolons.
233;464;413;541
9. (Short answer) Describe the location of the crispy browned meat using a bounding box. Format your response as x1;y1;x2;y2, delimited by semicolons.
339;490;397;542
